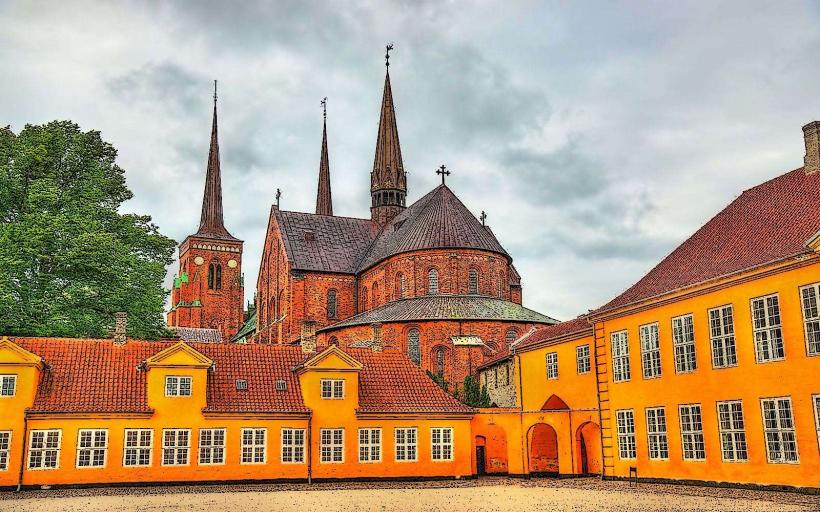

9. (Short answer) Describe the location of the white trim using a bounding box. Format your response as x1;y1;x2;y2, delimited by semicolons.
716;400;748;463
123;429;153;467
198;428;226;466
75;429;108;469
280;428;306;464
27;429;62;470
240;428;267;465
545;352;558;380
394;427;418;462
708;304;738;369
615;409;636;460
430;427;454;462
358;428;382;463
812;394;820;453
576;344;591;375
164;375;193;397
645;406;669;460
750;294;785;363
639;322;662;379
611;330;631;383
671;314;697;374
799;282;820;356
760;396;799;464
679;403;706;461
0;375;17;397
0;431;11;471
319;428;344;464
160;428;191;466
320;379;345;399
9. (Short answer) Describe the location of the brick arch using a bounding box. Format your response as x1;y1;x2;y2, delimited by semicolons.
404;324;422;366
426;266;440;295
467;266;481;295
429;343;451;379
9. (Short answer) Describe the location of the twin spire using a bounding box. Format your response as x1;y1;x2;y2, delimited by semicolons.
315;98;333;216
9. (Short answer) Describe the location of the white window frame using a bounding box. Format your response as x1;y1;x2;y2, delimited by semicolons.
320;428;344;463
161;429;190;466
164;375;193;397
760;397;799;464
281;428;305;464
395;427;418;462
645;407;669;460
123;429;153;467
76;429;108;469
709;305;738;368
241;428;267;465
320;379;345;399
545;352;558;380
576;344;590;374
751;294;785;363
0;431;11;471
27;429;61;470
672;314;697;373
813;394;820;453
800;282;820;356
0;375;16;397
611;331;631;383
679;404;706;461
431;427;454;462
358;428;382;463
639;323;662;379
615;409;636;459
716;400;748;462
198;428;226;465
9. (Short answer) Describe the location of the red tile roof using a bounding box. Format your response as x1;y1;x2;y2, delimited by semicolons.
513;317;592;353
597;168;820;314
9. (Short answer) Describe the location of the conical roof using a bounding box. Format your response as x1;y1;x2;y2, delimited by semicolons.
371;70;406;192
196;95;238;241
315;117;333;216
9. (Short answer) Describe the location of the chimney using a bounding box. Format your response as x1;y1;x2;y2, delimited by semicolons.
301;321;317;354
113;312;128;345
371;323;382;352
803;121;820;175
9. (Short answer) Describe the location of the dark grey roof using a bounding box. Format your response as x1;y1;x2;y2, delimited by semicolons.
171;327;223;343
231;312;257;342
319;295;559;332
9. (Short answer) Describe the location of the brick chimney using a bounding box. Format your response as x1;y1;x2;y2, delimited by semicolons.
371;323;382;352
804;121;820;175
113;312;128;345
300;321;317;354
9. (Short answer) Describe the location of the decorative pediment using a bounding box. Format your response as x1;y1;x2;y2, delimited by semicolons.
144;342;212;369
0;337;43;368
806;230;820;252
541;394;570;411
298;345;362;373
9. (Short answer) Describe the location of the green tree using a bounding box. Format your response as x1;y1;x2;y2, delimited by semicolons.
0;121;176;339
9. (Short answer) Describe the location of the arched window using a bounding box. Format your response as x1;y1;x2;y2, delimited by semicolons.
427;268;439;295
208;263;222;290
497;271;504;297
327;289;337;319
328;336;339;346
434;347;446;377
360;286;369;311
505;328;519;345
468;269;479;295
407;328;421;365
396;272;406;299
372;282;380;307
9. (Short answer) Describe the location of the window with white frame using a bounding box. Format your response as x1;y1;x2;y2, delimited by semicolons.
164;376;192;397
709;305;737;368
546;352;558;380
761;397;799;463
679;404;706;460
717;401;747;462
199;428;225;465
611;331;631;382
241;428;266;464
76;429;108;468
320;428;344;463
576;344;590;374
800;283;820;356
0;375;16;397
359;428;382;463
161;429;190;466
615;409;636;459
645;407;669;460
320;379;344;399
123;429;152;467
395;427;417;462
751;294;785;362
431;427;453;461
0;431;11;471
813;395;820;451
281;428;305;463
28;430;61;469
672;315;697;373
639;323;662;379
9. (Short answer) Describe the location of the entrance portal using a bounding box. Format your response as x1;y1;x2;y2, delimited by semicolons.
528;423;559;475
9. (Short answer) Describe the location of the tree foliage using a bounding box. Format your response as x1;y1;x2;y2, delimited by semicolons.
0;121;176;339
427;370;492;408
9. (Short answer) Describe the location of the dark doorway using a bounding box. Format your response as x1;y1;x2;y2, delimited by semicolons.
476;445;486;475
580;432;588;474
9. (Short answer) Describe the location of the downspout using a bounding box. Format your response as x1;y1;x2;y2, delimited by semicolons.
307;413;313;484
16;411;29;491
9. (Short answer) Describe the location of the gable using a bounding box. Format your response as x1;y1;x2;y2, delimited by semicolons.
300;346;363;372
541;394;570;411
0;337;43;367
145;342;212;369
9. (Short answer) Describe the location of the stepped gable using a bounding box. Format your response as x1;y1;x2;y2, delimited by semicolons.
358;185;510;272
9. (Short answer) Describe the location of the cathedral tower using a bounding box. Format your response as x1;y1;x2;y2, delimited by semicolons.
316;97;333;216
370;46;407;226
167;82;244;341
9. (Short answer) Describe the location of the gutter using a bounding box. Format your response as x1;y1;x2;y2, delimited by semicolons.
16;411;29;491
307;413;313;484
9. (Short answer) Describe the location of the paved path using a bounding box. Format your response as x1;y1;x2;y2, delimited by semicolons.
1;477;817;511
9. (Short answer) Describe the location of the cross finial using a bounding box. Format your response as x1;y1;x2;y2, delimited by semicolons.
275;188;281;207
480;211;487;226
321;97;327;121
436;164;451;185
385;43;394;67
213;79;218;104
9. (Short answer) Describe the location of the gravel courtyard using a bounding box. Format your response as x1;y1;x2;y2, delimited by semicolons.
1;477;818;512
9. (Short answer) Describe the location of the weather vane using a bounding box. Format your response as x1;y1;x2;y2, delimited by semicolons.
480;211;487;226
436;164;451;185
275;188;281;208
385;43;394;67
321;97;327;121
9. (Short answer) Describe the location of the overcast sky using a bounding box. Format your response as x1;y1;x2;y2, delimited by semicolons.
2;1;819;321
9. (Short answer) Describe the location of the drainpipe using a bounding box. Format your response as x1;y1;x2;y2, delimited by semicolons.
16;412;29;491
307;413;313;484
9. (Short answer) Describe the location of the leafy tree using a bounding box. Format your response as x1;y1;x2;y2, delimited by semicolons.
0;121;176;339
428;370;492;408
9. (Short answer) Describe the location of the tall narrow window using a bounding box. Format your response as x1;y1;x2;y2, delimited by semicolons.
615;410;636;459
76;429;108;468
327;289;337;319
360;287;369;311
123;429;152;467
813;395;820;451
407;328;421;366
611;331;631;382
505;328;519;345
434;347;445;377
672;314;697;373
395;428;417;461
800;282;820;356
751;294;785;362
215;264;222;289
396;273;406;299
281;428;305;463
546;352;558;380
431;427;453;461
208;263;222;290
427;268;439;295
28;430;61;469
372;282;380;307
0;431;10;471
198;428;226;465
679;404;706;460
320;428;344;463
207;264;215;289
358;428;382;463
468;270;479;295
645;407;669;460
709;305;737;368
241;428;267;464
161;429;190;466
576;345;591;374
639;323;662;379
717;401;747;462
761;397;799;463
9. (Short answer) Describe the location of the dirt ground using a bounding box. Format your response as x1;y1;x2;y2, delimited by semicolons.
1;477;818;512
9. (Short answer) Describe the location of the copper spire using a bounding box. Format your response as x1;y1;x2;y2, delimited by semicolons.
315;97;333;216
196;80;237;240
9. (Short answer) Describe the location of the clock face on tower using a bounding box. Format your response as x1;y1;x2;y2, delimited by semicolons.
228;259;238;268
194;256;204;265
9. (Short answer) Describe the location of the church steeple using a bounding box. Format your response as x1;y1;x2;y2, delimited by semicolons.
197;80;237;240
316;97;333;216
370;44;407;226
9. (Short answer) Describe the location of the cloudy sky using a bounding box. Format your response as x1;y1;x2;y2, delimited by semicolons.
2;1;819;321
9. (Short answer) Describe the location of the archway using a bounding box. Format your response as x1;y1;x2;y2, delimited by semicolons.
575;421;602;475
527;423;559;475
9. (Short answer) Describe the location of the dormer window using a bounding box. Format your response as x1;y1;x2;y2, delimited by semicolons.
165;376;192;397
304;231;316;242
235;379;248;390
0;375;16;397
275;380;287;391
320;379;344;399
